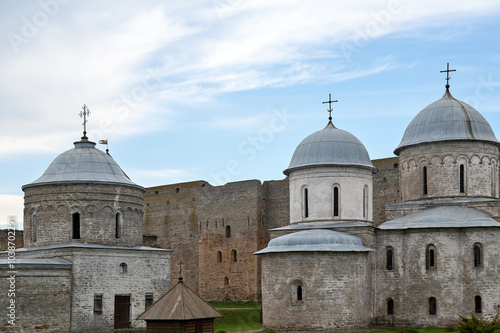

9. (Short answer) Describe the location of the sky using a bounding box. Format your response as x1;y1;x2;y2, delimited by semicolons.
1;0;500;229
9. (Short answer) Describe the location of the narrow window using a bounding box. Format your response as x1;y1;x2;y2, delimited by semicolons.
387;298;394;315
217;251;222;263
94;294;103;315
297;286;303;301
224;277;229;285
231;249;237;262
145;293;154;310
115;212;121;239
119;263;127;274
423;166;428;195
474;244;481;268
333;186;339;217
363;186;368;218
226;225;231;238
386;247;394;270
429;297;437;315
426;244;436;270
304;188;309;218
32;214;37;243
460;164;465;193
475;295;482;313
72;213;81;239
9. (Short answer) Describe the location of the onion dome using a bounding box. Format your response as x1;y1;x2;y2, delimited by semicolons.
394;90;499;155
22;139;143;190
284;121;375;175
254;229;374;254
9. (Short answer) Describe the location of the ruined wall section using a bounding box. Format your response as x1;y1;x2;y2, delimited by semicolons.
197;180;263;301
143;181;207;291
372;157;400;226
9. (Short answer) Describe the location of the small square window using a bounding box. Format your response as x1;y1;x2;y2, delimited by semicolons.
145;293;154;310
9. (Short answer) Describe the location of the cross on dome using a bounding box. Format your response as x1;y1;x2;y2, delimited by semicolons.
322;93;338;121
440;63;456;91
79;104;91;140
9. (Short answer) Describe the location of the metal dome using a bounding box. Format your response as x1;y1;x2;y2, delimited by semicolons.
284;121;375;175
394;90;499;155
22;140;143;190
254;229;374;254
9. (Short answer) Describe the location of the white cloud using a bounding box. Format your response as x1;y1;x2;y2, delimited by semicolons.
128;168;196;187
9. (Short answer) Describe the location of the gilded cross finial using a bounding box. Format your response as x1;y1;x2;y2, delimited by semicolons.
440;63;456;91
79;104;91;140
322;93;338;121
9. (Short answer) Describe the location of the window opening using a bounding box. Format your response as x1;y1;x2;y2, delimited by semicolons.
429;297;437;315
475;295;482;313
304;188;309;218
474;244;481;268
32;214;37;243
226;225;231;238
119;263;127;274
333;186;339;217
224;277;229;285
94;294;103;315
145;293;154;310
217;251;222;263
387;299;394;315
231;249;237;262
72;213;81;239
115;212;121;239
386;247;393;270
426;244;436;270
423;166;428;195
297;286;303;301
460;164;465;193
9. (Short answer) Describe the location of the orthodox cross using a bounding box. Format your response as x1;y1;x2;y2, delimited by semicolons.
79;104;91;139
440;63;456;90
178;260;184;282
322;94;338;121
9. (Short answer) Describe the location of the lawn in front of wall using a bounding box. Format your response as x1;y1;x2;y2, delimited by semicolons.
210;301;262;332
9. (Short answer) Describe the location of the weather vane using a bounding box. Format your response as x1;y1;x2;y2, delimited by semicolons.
322;93;338;121
440;63;456;90
79;104;91;140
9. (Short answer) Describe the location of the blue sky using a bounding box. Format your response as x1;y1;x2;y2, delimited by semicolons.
1;0;500;229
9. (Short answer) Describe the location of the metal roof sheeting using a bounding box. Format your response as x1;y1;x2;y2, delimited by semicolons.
284;121;375;175
394;90;499;155
254;229;374;254
378;206;500;230
22;140;144;190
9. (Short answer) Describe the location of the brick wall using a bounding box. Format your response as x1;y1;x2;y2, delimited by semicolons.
0;229;24;251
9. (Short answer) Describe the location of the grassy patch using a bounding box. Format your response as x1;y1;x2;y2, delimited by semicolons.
212;301;262;332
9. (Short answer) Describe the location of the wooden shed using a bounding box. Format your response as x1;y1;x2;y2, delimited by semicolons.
137;278;223;333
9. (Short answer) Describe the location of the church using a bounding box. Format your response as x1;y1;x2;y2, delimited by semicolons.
2;65;500;332
255;66;500;329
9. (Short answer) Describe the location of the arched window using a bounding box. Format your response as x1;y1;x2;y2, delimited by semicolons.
32;214;37;243
474;243;481;268
119;263;127;274
426;244;436;270
224;277;229;285
231;249;237;262
333;186;339;217
423;166;428;195
303;188;309;218
475;295;482;313
72;213;81;239
387;298;394;315
363;185;368;219
115;212;122;239
217;251;222;263
297;285;303;301
429;297;437;315
386;247;394;270
460;164;465;193
226;225;231;238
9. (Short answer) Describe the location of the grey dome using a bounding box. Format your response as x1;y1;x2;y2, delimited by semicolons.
394;90;499;155
284;121;375;175
254;229;374;254
23;140;143;190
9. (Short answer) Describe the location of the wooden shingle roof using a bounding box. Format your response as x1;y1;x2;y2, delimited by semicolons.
137;280;223;321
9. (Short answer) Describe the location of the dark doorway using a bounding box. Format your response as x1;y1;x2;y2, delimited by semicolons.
114;295;131;329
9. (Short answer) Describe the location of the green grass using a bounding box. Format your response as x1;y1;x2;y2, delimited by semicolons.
212;301;262;332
